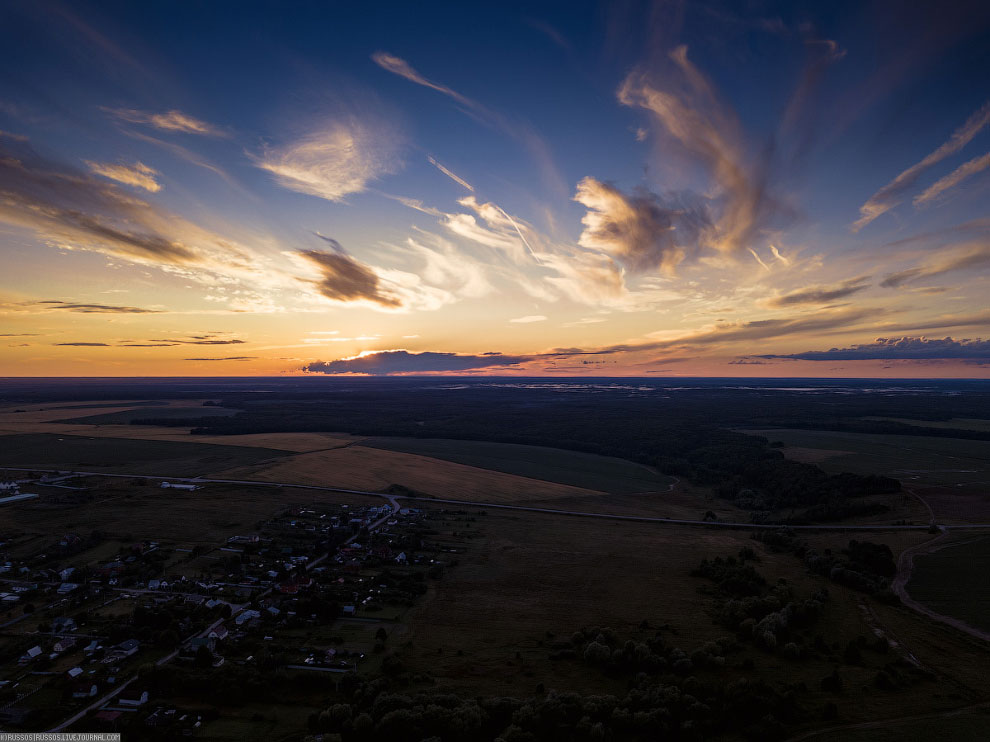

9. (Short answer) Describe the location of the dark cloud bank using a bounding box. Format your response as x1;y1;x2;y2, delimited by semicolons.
306;350;530;375
761;336;990;361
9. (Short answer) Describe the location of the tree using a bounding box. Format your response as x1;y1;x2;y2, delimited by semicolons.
194;644;213;668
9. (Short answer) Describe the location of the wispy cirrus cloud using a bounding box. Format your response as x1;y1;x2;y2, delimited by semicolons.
760;336;990;361
372;52;566;197
551;306;880;356
764;276;871;307
401;234;492;299
0;136;346;314
372;52;471;105
876;309;990;333
54;342;109;346
880;241;990;287
510;315;547;323
105;107;224;136
618;45;778;258
256;117;403;202
0;136;265;275
914;151;990;207
0;138;196;264
85;161;161;192
184;356;255;361
853;101;990;231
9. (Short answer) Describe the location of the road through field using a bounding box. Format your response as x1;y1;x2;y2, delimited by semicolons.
4;466;986;532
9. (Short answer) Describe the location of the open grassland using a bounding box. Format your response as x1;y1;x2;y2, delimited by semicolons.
861;417;990;432
0;477;382;544
0;400;206;425
47;400;169;410
0;402;361;452
360;437;673;493
211;445;607;501
54;405;241;424
0;433;289;476
400;510;990;732
745;428;990;523
745;428;990;479
906;535;990;634
196;704;319;742
503;481;753;521
401;508;770;696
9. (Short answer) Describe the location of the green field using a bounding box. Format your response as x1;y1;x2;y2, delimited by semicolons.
861;417;990;432
907;535;990;634
0;433;288;476
743;428;990;483
46;400;168;410
358;437;673;493
55;406;241;424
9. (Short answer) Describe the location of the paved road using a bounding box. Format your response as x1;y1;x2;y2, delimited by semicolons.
4;466;985;532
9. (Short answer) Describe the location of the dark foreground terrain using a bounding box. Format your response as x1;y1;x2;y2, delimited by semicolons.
0;376;988;740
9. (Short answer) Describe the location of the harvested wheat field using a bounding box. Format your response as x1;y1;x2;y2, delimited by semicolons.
210;445;607;502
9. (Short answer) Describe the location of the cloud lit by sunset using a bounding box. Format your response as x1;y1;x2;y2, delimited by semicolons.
1;1;988;378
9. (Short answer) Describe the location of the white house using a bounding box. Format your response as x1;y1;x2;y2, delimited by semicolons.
118;689;149;707
72;683;98;699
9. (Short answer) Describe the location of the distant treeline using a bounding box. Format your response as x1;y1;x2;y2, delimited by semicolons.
130;388;903;520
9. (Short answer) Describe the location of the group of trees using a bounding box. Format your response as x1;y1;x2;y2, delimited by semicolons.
302;675;799;742
692;553;829;655
753;531;898;598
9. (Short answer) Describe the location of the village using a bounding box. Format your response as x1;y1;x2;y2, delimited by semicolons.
0;472;478;735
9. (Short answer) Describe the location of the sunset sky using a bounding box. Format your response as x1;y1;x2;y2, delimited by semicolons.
1;0;988;377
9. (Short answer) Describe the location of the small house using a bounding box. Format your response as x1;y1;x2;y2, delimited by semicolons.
118;689;150;707
19;645;42;664
115;639;140;657
72;682;98;699
52;616;77;633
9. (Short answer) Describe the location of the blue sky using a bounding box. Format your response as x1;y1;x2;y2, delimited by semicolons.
0;0;988;376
